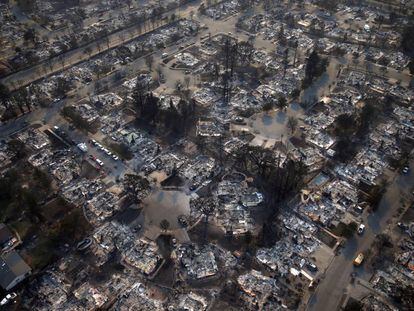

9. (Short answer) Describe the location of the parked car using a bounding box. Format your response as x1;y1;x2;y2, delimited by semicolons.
397;222;408;231
6;293;17;300
132;224;142;233
402;166;409;174
178;215;188;228
159;72;166;82
357;223;365;235
353;253;364;266
306;262;318;272
233;116;245;124
96;159;104;167
0;293;16;306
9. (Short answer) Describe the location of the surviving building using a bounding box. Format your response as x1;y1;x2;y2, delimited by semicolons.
0;250;32;290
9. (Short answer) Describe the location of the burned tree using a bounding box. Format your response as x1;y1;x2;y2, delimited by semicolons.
302;50;329;88
221;37;238;77
287;116;298;134
132;78;149;116
123;174;151;203
220;70;233;105
237;41;254;66
0;83;11;108
234;145;307;212
201;198;216;244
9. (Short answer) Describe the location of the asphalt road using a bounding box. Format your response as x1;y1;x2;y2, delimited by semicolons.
308;158;414;311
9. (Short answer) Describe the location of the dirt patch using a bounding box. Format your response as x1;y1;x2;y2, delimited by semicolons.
41;197;74;223
401;206;414;222
80;160;100;179
315;228;337;248
330;221;357;239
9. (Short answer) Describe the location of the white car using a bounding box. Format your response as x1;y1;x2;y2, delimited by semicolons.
96;159;104;167
77;143;88;153
6;293;17;300
357;223;365;235
112;155;119;161
0;293;16;306
402;166;409;174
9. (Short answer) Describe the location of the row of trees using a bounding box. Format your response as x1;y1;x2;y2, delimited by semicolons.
7;0;178;76
0;83;34;121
